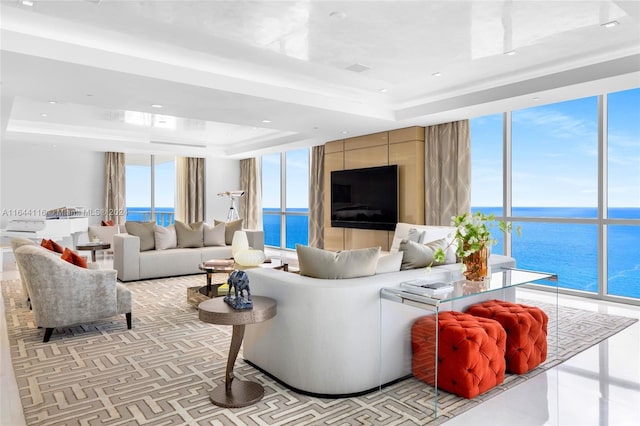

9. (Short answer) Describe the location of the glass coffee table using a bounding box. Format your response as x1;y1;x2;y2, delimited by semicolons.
380;266;558;419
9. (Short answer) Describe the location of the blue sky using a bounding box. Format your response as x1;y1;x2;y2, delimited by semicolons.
262;148;309;209
126;160;175;208
472;87;639;208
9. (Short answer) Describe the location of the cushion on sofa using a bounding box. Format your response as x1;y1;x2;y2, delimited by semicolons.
175;221;204;248
204;222;226;246
61;248;87;268
390;223;457;253
125;221;156;251
155;225;177;250
375;251;403;274
296;244;380;279
407;228;425;243
214;219;243;245
40;239;65;253
50;240;65;253
399;238;456;270
40;239;54;251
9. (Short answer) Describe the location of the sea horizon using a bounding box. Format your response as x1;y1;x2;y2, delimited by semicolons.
123;206;638;299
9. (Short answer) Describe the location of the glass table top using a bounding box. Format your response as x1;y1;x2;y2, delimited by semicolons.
381;267;558;306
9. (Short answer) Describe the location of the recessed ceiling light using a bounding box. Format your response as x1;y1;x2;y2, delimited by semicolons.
20;0;34;7
341;131;349;134
345;63;371;73
378;88;388;93
533;96;541;101
48;100;57;104
329;11;347;19
432;72;442;77
601;20;619;28
504;50;517;56
261;119;272;123
40;113;47;118
86;94;93;97
151;104;163;109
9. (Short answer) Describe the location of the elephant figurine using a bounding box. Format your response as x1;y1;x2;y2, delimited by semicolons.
224;270;253;310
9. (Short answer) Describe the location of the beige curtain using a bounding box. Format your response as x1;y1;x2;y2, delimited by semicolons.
424;120;471;225
104;152;126;225
240;158;262;229
308;145;324;248
176;157;205;223
175;158;186;223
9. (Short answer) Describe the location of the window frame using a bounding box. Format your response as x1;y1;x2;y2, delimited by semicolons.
471;89;639;305
261;149;310;250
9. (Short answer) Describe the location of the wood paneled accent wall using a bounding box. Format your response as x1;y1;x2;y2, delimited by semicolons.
323;126;425;251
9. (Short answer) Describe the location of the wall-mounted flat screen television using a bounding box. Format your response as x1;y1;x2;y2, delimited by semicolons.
330;165;398;231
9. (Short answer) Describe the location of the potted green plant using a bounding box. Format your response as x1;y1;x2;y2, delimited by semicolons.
433;211;520;281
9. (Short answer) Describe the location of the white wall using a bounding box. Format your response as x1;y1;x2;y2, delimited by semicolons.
0;141;104;245
1;141;244;236
205;156;241;223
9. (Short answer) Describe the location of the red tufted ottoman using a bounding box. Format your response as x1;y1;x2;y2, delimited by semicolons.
411;311;506;399
466;300;548;374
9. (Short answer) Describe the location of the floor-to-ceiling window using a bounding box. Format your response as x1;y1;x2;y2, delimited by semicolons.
261;148;309;249
606;88;640;298
471;87;639;302
125;154;176;225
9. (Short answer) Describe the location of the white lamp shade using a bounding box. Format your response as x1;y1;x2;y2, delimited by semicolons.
235;249;266;267
231;231;249;258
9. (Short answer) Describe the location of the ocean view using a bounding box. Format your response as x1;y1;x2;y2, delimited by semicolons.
264;207;640;299
124;206;638;299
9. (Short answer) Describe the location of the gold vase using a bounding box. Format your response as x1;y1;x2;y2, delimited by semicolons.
462;244;488;281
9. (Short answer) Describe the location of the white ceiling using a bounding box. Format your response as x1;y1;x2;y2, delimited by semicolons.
1;0;639;159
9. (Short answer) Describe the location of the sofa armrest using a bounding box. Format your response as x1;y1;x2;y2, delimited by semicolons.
113;234;140;281
244;229;264;251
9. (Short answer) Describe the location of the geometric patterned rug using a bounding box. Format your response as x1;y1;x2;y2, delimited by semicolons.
2;276;637;426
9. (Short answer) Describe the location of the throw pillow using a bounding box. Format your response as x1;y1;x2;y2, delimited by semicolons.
296;244;380;279
125;221;156;251
61;248;88;268
101;220;115;226
40;239;64;253
50;240;65;254
399;238;455;270
407;228;425;243
375;251;403;274
154;225;177;250
40;239;54;251
204;222;226;246
214;219;243;245
175;221;204;248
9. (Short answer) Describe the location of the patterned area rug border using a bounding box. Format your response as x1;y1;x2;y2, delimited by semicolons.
2;276;637;426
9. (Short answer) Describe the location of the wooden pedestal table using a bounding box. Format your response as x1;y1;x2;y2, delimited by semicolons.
198;296;277;408
76;242;111;263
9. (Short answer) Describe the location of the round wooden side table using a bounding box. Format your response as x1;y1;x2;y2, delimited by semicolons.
198;296;276;408
75;242;111;263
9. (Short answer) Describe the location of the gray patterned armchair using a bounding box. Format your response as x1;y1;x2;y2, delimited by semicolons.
14;245;132;342
10;237;38;305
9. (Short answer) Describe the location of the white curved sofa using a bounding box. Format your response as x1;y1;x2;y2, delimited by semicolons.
244;224;516;397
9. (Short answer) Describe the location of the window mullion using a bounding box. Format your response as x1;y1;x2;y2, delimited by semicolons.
503;111;513;256
280;152;287;249
150;155;155;223
599;94;608;297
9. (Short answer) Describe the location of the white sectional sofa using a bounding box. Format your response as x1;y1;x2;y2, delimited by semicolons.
243;223;515;397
